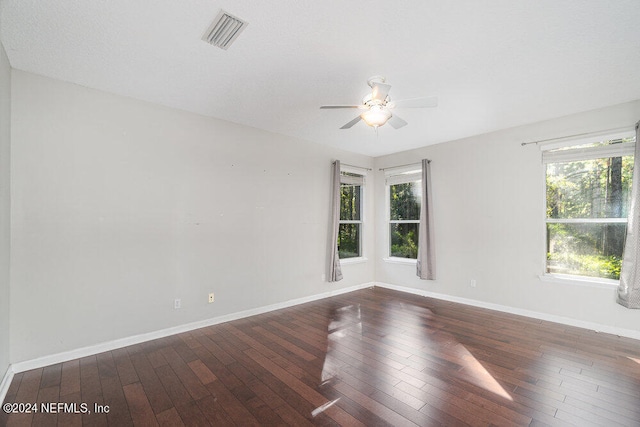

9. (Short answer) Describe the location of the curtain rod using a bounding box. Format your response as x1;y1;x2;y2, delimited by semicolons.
341;163;372;171
379;160;430;171
521;126;633;146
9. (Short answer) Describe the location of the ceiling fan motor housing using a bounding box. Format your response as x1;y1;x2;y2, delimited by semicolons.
362;93;390;108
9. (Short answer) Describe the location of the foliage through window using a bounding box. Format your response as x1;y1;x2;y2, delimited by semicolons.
387;168;421;259
338;171;364;259
544;135;635;280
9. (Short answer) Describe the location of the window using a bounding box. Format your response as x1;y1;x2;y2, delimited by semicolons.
386;167;422;259
544;133;635;281
338;170;364;259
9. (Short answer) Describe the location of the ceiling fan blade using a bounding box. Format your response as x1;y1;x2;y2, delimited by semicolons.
388;115;408;129
320;105;363;109
340;116;362;129
389;96;438;109
371;83;391;101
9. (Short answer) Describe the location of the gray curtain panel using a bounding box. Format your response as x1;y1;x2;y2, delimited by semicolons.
328;160;343;282
416;159;436;280
618;121;640;308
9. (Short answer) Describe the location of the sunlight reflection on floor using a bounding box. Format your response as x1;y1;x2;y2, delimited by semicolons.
311;398;341;417
321;304;363;383
455;343;513;400
319;300;513;404
627;356;640;365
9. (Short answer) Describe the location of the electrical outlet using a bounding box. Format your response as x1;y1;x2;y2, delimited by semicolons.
208;293;215;303
470;279;477;288
174;298;181;309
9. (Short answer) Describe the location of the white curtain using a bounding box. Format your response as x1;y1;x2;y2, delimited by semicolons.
328;160;343;282
416;159;436;280
618;121;640;308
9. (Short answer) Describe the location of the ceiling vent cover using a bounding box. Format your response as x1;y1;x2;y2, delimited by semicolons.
203;10;248;50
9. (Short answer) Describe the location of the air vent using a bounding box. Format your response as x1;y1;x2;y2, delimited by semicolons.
202;10;248;50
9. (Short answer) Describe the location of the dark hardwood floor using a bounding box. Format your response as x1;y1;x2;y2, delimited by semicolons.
2;286;640;426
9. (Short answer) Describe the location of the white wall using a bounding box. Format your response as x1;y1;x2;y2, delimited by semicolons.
375;100;640;333
10;71;374;363
0;34;11;379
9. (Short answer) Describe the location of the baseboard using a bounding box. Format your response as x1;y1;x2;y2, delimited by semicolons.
0;365;15;405
11;282;374;374
375;282;640;341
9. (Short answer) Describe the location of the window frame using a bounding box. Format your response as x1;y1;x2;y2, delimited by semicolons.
541;131;636;285
338;165;367;264
384;165;422;263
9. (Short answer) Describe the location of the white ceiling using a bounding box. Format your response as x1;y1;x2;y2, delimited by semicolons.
2;0;640;157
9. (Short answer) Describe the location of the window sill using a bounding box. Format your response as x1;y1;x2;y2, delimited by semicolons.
340;257;368;265
383;257;417;265
539;273;619;289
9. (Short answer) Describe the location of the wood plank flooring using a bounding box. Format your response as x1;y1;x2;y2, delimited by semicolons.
2;287;640;426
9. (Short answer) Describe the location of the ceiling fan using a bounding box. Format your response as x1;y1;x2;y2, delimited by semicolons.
320;76;438;130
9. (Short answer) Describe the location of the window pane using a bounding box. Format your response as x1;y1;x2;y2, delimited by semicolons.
338;223;360;258
390;223;419;258
546;155;633;219
340;184;361;221
546;222;627;280
390;182;421;220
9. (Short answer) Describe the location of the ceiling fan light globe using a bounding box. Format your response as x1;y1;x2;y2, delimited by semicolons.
361;107;391;128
